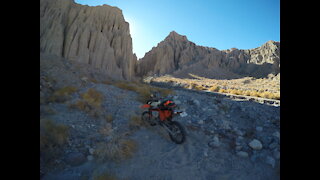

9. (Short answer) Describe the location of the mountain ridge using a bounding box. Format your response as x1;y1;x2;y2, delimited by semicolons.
137;31;280;79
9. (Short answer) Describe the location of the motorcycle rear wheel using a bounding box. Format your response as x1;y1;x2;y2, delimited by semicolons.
166;121;186;144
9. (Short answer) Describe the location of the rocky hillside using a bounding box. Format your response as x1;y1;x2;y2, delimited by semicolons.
136;31;280;79
40;64;280;179
40;2;280;179
40;0;137;80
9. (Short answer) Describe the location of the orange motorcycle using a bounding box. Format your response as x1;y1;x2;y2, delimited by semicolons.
140;98;186;144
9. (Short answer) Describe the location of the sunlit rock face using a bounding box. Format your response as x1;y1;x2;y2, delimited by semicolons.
137;31;280;79
40;0;137;80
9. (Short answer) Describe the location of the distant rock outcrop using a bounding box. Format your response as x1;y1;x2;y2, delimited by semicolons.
40;0;137;80
136;31;280;79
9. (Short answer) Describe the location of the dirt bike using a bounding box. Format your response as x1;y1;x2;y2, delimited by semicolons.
140;98;186;144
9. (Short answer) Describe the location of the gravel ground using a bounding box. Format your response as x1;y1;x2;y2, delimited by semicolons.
41;80;280;180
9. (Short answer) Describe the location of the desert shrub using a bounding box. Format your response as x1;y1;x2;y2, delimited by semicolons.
101;79;113;85
114;81;174;103
69;88;104;117
218;89;227;93
234;89;244;95
99;123;113;136
273;93;280;100
184;81;207;91
70;100;101;117
105;114;114;123
242;79;251;84
249;90;259;97
40;118;69;162
48;86;78;103
208;85;220;92
114;82;137;91
129;115;146;129
243;90;251;96
229;89;239;95
88;78;99;83
186;82;197;89
225;89;233;94
92;170;117;180
94;138;137;162
258;91;280;100
194;85;207;90
80;88;103;108
157;87;174;97
258;91;271;99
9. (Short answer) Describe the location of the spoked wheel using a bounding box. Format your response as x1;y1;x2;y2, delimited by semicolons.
166;121;186;144
141;111;156;126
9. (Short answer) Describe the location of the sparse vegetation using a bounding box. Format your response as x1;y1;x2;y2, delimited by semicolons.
94;137;137;162
105;114;114;123
48;86;78;103
208;85;220;92
69;88;104;117
99;123;113;136
81;88;104;108
92;170;118;180
150;75;280;100
40;118;69;163
129;114;146;129
114;81;174;103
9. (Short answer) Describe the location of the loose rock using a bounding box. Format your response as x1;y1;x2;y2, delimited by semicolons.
265;156;276;168
249;139;263;150
65;152;86;166
236;151;249;158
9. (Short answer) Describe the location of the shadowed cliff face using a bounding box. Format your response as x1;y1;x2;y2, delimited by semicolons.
136;31;280;79
40;0;137;80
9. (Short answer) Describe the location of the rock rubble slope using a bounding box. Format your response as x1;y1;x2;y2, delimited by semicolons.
41;80;280;180
40;56;279;179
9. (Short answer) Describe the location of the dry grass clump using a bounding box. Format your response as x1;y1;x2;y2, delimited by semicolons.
92;170;118;180
208;85;220;92
194;85;207;90
151;74;280;100
187;82;197;89
48;86;78;103
81;88;103;108
114;81;174;103
40;118;69;162
218;89;227;93
258;91;280;100
69;88;104;117
129;115;147;129
99;123;113;136
94;138;137;162
187;82;207;90
105;114;114;123
217;88;280;100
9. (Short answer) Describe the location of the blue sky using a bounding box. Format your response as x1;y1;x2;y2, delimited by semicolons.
75;0;280;59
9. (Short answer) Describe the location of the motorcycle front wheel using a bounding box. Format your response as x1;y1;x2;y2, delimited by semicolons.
166;121;186;144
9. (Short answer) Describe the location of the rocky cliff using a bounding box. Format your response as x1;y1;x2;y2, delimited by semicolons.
136;31;280;79
40;0;137;80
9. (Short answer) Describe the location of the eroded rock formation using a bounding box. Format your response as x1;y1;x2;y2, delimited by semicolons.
40;0;137;80
137;31;280;79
